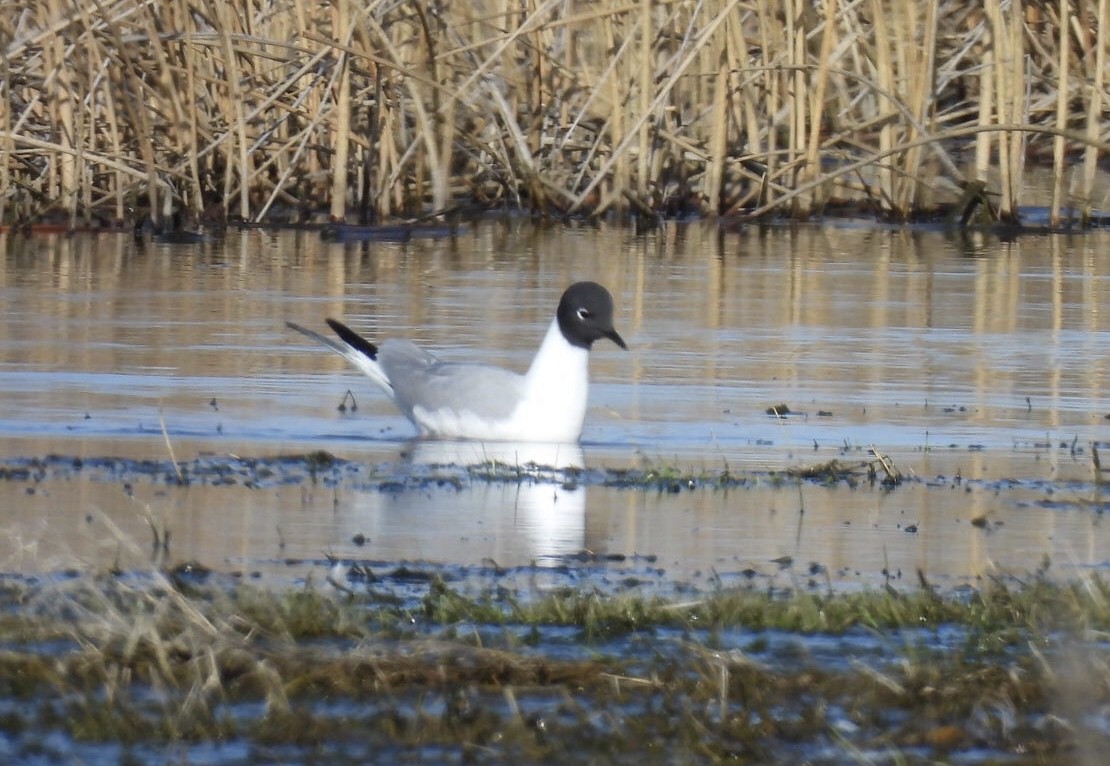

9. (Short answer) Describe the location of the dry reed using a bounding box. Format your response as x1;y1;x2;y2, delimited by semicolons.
0;0;1106;228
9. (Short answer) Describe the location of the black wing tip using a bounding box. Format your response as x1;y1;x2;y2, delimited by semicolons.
325;318;378;359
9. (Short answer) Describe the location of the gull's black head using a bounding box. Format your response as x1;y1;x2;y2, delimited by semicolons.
556;282;627;351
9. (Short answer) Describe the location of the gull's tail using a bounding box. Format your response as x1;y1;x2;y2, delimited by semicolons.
286;319;392;394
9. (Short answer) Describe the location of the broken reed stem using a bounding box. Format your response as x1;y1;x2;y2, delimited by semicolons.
426;10;454;215
869;0;895;211
755;0;780;210
606;13;627;215
704;61;729;214
1051;0;1071;226
799;0;838;215
786;0;805;200
1080;0;1108;221
182;31;204;219
986;0;1029;222
1007;0;1027;219
869;446;901;483
46;0;77;220
216;2;253;222
329;0;352;222
975;47;994;186
896;0;938;215
0;65;8;223
636;0;651;199
985;0;1012;218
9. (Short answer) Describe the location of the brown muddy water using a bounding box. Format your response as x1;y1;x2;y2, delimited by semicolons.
0;221;1107;587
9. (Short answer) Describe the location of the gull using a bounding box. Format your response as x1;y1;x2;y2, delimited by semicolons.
287;281;626;442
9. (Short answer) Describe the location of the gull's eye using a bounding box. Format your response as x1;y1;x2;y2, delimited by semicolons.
576;307;592;320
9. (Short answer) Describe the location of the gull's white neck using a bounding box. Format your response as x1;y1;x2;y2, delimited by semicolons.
511;318;591;442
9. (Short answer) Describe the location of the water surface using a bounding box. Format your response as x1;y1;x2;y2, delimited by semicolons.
0;222;1106;585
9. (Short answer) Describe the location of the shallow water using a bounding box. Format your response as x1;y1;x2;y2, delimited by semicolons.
0;222;1107;584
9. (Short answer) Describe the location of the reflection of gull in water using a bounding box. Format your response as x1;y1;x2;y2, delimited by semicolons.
337;441;588;567
407;441;586;562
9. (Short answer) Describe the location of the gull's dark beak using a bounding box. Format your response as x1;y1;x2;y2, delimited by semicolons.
605;328;628;350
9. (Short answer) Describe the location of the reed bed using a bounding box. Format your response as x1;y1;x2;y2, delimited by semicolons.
0;0;1107;228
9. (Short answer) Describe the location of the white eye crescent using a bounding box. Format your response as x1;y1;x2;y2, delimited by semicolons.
577;308;592;320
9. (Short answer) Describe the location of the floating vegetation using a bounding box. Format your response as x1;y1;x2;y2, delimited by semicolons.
783;458;861;484
0;566;1107;764
0;451;1103;501
3;1;1107;229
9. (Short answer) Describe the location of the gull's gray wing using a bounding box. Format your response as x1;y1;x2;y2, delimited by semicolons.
379;340;525;421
